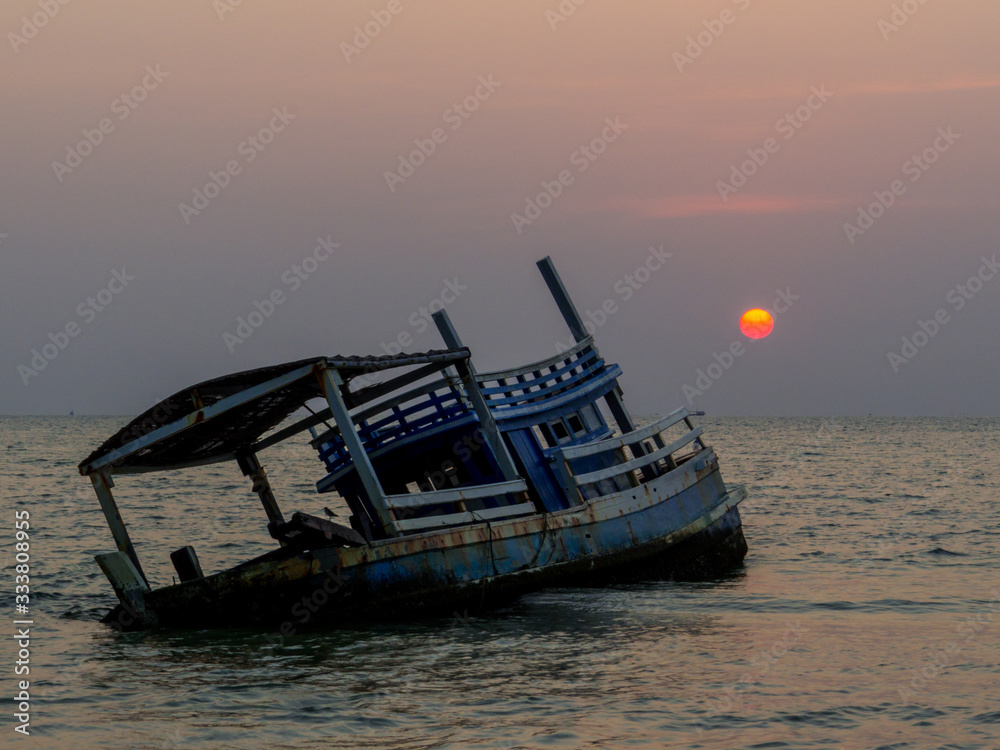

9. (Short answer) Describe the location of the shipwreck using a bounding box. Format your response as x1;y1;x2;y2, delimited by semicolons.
79;257;748;630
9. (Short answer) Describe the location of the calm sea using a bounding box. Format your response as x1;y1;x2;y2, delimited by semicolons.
1;416;998;749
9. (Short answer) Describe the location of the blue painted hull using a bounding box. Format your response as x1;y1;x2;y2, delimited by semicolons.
107;450;746;631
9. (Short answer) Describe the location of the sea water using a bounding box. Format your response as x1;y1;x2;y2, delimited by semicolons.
0;416;997;749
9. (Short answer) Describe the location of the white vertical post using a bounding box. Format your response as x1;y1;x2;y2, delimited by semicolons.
90;470;148;586
433;310;521;483
319;367;396;534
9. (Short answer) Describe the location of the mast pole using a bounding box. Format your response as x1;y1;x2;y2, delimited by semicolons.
433;310;520;483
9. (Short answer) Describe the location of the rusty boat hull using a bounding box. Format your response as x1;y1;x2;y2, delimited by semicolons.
83;257;751;632
105;451;746;631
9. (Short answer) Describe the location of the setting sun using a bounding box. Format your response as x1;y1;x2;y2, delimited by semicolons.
740;308;774;339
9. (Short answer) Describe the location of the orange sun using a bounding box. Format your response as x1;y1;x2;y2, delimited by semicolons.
740;308;774;339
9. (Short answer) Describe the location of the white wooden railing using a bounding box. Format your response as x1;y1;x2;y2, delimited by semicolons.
549;408;706;501
384;479;535;534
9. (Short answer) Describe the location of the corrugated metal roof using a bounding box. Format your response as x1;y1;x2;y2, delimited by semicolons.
78;350;469;475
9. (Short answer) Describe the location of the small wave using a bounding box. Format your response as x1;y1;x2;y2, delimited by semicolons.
927;547;967;556
815;601;859;611
62;605;112;622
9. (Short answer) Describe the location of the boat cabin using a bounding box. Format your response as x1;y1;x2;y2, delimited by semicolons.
78;257;707;590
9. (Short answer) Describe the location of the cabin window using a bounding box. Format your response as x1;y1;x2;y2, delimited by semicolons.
550;420;570;441
535;409;604;449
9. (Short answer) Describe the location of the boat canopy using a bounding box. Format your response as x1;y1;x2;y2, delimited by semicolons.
76;256;708;598
78;350;470;476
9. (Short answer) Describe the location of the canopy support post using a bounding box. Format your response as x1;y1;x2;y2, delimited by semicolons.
236;450;286;533
319;367;397;534
90;470;148;586
432;310;521;483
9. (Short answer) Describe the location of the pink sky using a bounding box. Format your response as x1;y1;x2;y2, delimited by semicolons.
2;0;999;415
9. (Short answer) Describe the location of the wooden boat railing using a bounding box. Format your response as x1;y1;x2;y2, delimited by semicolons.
313;374;473;476
384;479;536;534
313;338;617;480
475;337;606;410
548;408;706;503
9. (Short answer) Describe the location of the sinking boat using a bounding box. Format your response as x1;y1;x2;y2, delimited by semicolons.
79;257;748;631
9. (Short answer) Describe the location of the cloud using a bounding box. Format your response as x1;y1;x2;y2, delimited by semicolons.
615;194;852;218
688;76;1000;103
847;76;1000;95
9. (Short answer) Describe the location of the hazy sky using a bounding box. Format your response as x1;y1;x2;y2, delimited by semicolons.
2;1;998;416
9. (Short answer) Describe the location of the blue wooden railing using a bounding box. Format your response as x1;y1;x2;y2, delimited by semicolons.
312;376;473;476
475;338;612;413
548;408;707;502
